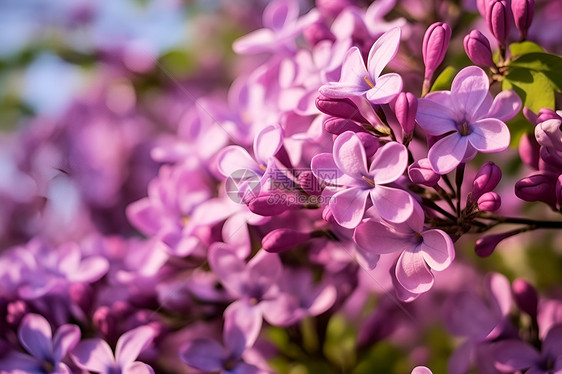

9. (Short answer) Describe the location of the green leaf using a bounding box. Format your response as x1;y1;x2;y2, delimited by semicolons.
323;314;356;370
509;52;562;91
430;66;457;92
503;67;555;113
509;41;544;57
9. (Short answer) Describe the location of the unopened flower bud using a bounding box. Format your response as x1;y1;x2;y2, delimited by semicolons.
408;158;440;187
262;229;312;253
472;162;502;200
323;116;366;135
422;22;452;80
316;95;368;123
536;108;562;123
297;171;322;196
248;193;292;216
539;147;562;172
356;132;379;158
515;173;557;207
519;133;540;170
463;30;496;67
512;278;539;319
535;119;562;153
475;230;519;257
394;92;418;135
487;0;511;47
303;20;336;46
477;191;502;211
511;0;535;40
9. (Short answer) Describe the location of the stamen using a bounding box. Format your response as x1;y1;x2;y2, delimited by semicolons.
364;76;375;88
458;121;471;136
362;176;376;187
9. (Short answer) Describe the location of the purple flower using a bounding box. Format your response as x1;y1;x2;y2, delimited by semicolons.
71;325;156;374
126;163;211;256
353;203;455;294
416;66;521;174
319;27;403;105
312;131;414;228
233;0;318;55
0;313;80;373
494;324;562;373
209;244;292;349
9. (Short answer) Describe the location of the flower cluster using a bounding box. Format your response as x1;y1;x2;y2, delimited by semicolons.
0;0;561;373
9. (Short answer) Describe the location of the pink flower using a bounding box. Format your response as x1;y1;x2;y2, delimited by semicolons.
416;66;521;174
353;204;454;294
311;131;414;228
318;27;403;105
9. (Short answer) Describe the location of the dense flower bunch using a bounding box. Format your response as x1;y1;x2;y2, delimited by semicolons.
0;0;561;373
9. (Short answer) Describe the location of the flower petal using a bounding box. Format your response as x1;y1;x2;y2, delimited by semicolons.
208;243;247;297
333;131;369;180
450;66;490;120
493;340;541;372
115;326;155;367
468;118;510;153
217;146;260;178
248;251;283;294
223;300;263;357
395;251;434;293
542;324;562;359
420;229;455;271
428;133;469;174
416;97;457;135
71;338;115;372
354;219;411;255
52;324;81;364
487;90;522;121
319;47;369;98
18;313;53;361
179;339;227;372
370;185;414;223
369;142;408;184
330;188;369;229
263;0;299;31
366;73;403;104
124;361;155;374
311;153;357;187
253;125;283;165
367;27;401;79
232;29;275;55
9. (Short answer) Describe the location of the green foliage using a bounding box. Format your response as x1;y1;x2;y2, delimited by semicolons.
502;68;555;113
430;66;457;92
503;51;562;114
323;314;357;370
509;41;544;57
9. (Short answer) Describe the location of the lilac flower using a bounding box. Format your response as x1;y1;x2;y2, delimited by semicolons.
126;163;211;256
494;324;562;373
232;0;319;55
444;273;514;374
353;203;455;294
319;27;403;105
216;125;283;184
208;244;292;349
411;367;433;374
0;313;80;373
180;305;270;374
312;131;414;228
416;66;521;174
71;325;156;374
